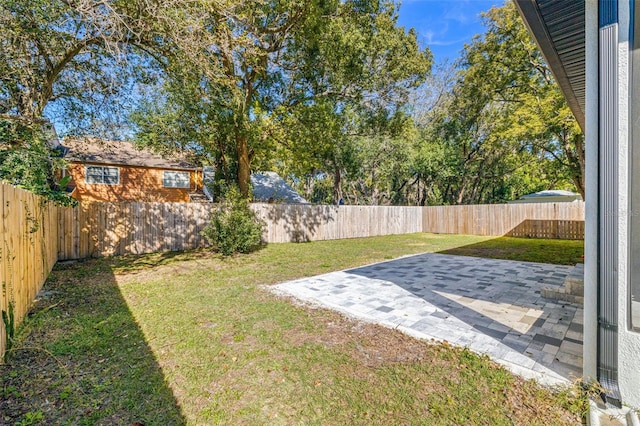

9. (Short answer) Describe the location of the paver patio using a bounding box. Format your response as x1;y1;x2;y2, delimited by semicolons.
271;253;583;386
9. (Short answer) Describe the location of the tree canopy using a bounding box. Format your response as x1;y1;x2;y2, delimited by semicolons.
451;3;584;200
132;0;432;198
0;115;73;203
0;0;583;205
274;2;583;206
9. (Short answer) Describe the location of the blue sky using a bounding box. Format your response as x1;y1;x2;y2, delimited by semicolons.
395;0;503;62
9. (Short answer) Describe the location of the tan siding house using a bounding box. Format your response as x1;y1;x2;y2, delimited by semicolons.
63;139;203;203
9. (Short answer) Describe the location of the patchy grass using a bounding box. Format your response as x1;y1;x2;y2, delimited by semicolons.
439;236;584;265
1;233;587;425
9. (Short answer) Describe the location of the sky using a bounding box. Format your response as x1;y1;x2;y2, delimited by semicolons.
395;0;504;63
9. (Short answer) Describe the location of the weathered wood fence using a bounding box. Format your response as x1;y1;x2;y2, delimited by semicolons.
422;202;585;239
56;202;213;260
56;201;585;260
1;184;58;359
56;203;425;259
1;178;586;359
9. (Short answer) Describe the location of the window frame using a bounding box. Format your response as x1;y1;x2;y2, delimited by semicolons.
85;165;120;185
162;170;191;189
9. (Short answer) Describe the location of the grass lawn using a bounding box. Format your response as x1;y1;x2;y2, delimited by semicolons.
439;236;584;265
1;233;587;425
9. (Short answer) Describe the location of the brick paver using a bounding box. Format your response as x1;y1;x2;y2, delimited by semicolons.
270;253;583;386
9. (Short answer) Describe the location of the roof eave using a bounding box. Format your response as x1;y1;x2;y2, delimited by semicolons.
67;158;199;171
513;0;585;131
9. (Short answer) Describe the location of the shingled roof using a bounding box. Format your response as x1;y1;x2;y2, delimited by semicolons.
251;172;308;204
63;138;198;170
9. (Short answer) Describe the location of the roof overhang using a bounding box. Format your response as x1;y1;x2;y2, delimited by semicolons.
513;0;586;131
62;138;199;171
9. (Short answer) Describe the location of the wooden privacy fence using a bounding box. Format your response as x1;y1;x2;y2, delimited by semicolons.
57;203;425;259
56;201;585;260
57;202;213;260
423;202;585;239
252;204;424;243
1;181;586;360
1;184;59;360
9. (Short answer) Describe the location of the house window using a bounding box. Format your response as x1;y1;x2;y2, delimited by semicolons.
85;166;119;185
163;171;190;188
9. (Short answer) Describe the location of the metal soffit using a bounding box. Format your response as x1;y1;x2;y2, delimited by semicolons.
514;0;586;131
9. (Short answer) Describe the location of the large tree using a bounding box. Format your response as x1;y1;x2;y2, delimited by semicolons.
400;2;582;206
133;0;432;198
291;2;583;206
0;0;224;200
453;2;584;199
0;0;202;134
267;1;581;206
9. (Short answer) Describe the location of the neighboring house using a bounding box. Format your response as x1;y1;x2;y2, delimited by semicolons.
508;189;583;204
251;172;308;204
516;0;640;408
62;139;203;203
62;139;307;204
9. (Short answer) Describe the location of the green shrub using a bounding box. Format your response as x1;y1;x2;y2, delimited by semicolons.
201;186;264;256
0;118;75;205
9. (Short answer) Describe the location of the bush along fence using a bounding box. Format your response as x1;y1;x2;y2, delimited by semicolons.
1;179;586;359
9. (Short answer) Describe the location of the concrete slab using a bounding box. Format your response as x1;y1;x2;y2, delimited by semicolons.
269;253;583;387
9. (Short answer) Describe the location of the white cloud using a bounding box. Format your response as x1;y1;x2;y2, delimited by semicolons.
442;1;475;24
426;36;473;47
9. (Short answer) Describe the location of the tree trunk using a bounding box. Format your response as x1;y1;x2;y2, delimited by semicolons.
420;185;428;206
371;187;379;205
334;166;343;205
561;129;586;200
456;182;467;205
304;172;315;200
236;134;251;198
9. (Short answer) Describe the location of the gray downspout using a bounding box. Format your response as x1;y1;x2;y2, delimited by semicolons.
598;0;622;407
631;0;640;336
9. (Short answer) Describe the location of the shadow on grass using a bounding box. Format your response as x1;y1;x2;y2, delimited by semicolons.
436;236;584;266
0;259;186;425
104;248;215;274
